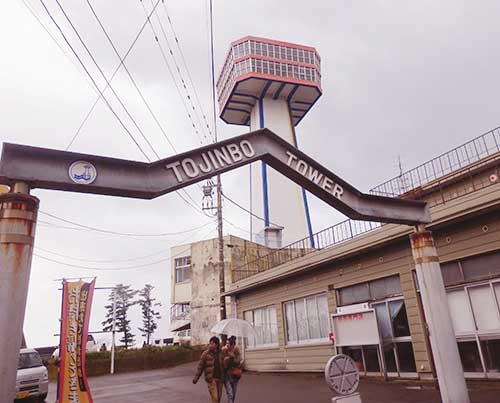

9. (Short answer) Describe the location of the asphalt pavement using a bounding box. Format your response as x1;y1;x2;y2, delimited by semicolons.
44;362;500;403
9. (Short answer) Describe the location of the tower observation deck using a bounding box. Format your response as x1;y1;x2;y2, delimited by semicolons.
216;36;322;247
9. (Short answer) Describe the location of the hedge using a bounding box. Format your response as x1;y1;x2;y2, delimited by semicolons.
48;345;203;380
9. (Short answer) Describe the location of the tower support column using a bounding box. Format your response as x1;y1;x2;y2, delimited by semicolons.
250;97;310;246
0;187;39;402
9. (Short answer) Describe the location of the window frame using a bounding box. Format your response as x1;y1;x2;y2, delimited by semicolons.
244;305;279;350
445;278;500;378
174;256;191;283
284;293;330;346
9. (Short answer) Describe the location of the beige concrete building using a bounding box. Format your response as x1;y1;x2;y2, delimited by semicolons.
170;236;271;345
169;126;500;380
223;126;500;380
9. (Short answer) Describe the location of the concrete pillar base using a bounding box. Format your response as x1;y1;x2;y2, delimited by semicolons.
410;229;470;403
331;393;362;403
0;192;39;402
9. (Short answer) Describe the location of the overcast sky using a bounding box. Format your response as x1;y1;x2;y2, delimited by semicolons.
1;0;499;347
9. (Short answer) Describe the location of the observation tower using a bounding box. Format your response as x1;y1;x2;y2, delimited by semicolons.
216;36;322;247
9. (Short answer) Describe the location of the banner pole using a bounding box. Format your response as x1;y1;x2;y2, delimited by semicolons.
56;280;66;403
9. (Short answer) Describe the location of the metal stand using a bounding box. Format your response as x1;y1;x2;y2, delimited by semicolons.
325;355;362;403
0;185;39;402
410;226;470;403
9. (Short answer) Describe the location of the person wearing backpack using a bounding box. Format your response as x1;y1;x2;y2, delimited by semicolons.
222;335;242;403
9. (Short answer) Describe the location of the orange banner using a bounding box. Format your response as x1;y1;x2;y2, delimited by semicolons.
57;279;95;403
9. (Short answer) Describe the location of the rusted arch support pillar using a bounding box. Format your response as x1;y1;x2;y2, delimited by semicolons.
0;189;39;402
410;228;469;403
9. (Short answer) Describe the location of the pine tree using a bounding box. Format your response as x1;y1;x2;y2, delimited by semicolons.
102;284;138;349
137;284;161;345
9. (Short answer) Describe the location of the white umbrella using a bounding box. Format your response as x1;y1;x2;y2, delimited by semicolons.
211;318;257;339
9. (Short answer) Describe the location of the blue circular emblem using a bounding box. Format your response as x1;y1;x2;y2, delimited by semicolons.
69;161;97;185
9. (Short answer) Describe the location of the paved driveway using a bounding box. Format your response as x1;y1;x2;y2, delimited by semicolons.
45;362;500;402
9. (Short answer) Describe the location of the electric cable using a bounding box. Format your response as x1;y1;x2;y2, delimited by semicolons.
222;192;281;227
38;210;214;237
84;0;177;155
35;245;170;263
33;223;217;271
38;0;152;161
160;0;214;140
148;0;210;143
21;0;99;96
46;0;204;214
53;0;160;161
64;0;161;151
139;0;205;145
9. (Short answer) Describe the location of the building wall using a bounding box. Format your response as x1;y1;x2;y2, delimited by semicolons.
235;204;500;377
188;236;271;345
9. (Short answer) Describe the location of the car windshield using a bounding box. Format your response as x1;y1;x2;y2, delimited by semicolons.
18;352;42;369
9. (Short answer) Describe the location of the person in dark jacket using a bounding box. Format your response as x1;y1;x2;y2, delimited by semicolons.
222;335;242;403
193;336;224;403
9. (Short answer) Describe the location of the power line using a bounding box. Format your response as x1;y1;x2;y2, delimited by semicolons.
33;223;217;271
21;0;99;96
38;210;214;237
148;0;210;143
83;0;205;212
53;0;161;161
38;0;151;161
83;0;177;155
35;245;170;263
222;192;281;227
139;0;205;145
160;0;214;140
45;0;202;214
64;1;160;151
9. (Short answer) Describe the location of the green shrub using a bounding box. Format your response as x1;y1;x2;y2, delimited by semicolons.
48;345;203;379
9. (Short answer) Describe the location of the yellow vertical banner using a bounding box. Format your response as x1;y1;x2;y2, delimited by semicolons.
57;279;96;403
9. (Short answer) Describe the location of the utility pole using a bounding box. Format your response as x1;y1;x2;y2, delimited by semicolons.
110;288;116;374
209;0;227;330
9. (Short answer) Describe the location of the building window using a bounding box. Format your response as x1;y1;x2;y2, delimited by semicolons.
244;305;278;348
440;250;500;287
174;256;191;283
338;275;402;306
447;279;500;376
372;299;416;373
337;276;417;376
170;303;190;321
284;293;329;344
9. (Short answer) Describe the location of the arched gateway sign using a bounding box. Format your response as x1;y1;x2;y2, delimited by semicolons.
0;128;429;225
0;128;469;403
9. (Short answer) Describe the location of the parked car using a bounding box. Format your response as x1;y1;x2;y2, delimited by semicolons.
173;329;191;346
51;334;99;358
16;348;48;401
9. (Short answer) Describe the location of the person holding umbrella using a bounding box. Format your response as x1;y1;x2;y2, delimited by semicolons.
222;335;242;403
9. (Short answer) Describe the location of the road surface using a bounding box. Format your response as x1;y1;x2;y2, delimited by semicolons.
45;362;500;402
